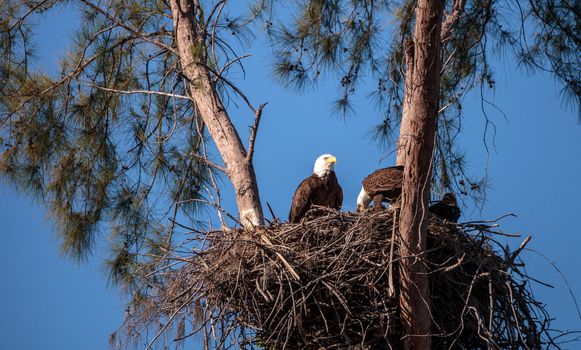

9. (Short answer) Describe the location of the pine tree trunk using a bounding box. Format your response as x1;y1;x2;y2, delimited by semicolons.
398;1;445;349
396;39;415;166
169;0;264;227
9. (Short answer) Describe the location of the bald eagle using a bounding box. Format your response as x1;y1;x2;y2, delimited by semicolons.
289;154;343;223
356;166;404;212
429;192;461;222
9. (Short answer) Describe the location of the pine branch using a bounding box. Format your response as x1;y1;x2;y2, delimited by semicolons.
79;0;176;54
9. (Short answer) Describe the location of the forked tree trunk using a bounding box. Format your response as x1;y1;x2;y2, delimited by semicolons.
169;0;264;227
398;1;445;349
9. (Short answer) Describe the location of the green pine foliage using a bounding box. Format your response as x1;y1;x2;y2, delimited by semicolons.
261;0;579;201
522;0;580;110
0;1;253;289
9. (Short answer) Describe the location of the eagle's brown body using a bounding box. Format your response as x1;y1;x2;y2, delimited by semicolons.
362;166;404;210
429;192;461;222
289;171;343;223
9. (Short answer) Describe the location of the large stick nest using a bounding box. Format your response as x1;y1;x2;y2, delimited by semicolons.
122;208;561;349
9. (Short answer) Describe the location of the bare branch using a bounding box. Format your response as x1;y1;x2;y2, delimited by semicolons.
217;54;252;77
190;152;227;174
247;103;268;163
260;234;301;282
145;293;196;350
509;235;532;263
90;85;193;101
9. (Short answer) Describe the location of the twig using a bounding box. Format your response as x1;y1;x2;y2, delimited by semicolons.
247;103;268;163
508;235;531;263
218;54;252;77
266;201;278;222
90;84;192;100
260;234;300;282
387;209;398;298
145;293;196;350
190;152;227;173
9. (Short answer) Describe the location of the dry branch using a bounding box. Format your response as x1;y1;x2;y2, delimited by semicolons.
247;103;268;164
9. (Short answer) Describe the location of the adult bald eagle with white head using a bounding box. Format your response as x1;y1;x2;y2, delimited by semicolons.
289;154;343;223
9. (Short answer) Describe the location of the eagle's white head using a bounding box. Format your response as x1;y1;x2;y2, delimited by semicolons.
314;154;337;177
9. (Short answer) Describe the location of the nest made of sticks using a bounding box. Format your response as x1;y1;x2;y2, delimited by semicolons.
123;208;561;349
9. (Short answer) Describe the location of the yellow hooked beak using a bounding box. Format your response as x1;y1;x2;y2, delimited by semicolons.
327;156;337;164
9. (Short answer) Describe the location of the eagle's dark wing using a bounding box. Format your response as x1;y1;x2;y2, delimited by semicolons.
334;185;343;209
362;166;404;197
429;201;461;222
289;175;318;223
330;172;343;210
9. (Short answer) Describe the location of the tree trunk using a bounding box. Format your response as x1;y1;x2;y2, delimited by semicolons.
398;1;445;349
169;0;264;227
396;38;415;166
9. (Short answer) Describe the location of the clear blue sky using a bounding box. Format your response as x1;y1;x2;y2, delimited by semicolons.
1;4;579;350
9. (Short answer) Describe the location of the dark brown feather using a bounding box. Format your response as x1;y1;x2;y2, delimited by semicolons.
289;171;343;223
362;166;404;201
429;192;461;222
